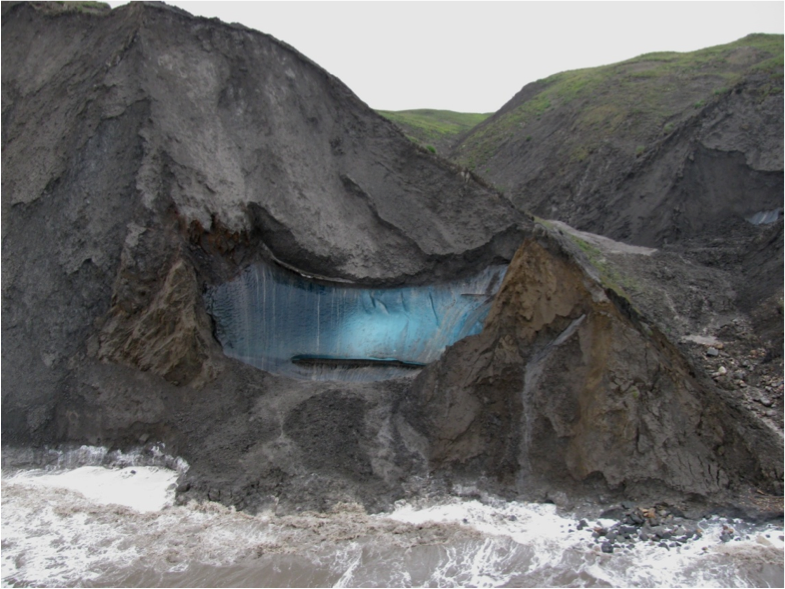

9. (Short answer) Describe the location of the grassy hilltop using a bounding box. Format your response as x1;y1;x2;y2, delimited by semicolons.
444;33;782;249
452;33;782;174
376;109;491;153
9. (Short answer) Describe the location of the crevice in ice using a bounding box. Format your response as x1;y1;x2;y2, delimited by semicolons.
204;262;507;381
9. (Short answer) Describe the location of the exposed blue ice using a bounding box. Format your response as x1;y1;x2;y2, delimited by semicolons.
205;263;507;381
746;209;783;225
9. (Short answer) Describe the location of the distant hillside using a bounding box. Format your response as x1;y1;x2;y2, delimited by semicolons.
451;33;783;248
376;109;490;153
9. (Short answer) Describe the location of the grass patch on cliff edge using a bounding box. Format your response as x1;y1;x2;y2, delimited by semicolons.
568;235;640;304
531;217;641;305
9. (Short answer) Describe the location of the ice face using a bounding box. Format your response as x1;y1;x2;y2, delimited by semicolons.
205;263;507;381
746;209;783;225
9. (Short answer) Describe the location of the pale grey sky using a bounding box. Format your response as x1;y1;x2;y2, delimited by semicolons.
107;1;785;112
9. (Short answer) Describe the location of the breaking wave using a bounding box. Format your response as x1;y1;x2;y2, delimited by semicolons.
2;457;783;588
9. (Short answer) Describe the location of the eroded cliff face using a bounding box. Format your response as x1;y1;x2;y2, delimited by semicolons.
452;36;784;251
406;229;783;503
2;1;522;438
2;3;781;515
2;2;523;286
0;1;532;514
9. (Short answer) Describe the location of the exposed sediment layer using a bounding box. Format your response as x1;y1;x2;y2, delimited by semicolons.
405;227;783;503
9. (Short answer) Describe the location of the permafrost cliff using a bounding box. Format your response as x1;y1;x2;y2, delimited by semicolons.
2;2;782;516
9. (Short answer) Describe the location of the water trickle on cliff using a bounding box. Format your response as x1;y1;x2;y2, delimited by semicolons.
205;263;506;380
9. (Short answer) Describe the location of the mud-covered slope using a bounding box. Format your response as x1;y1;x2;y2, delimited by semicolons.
1;2;522;451
2;2;523;286
451;34;784;248
404;226;783;504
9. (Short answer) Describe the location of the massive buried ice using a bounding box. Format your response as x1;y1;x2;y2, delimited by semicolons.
206;263;507;380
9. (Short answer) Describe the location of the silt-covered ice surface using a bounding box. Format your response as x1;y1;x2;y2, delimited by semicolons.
205;263;507;380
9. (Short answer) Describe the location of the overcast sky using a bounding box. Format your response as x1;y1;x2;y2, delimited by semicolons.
107;1;784;113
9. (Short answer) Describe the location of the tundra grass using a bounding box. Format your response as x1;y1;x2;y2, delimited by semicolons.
456;34;784;170
377;109;491;149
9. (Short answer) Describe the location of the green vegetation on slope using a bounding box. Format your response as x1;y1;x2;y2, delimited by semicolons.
377;109;491;152
455;33;783;171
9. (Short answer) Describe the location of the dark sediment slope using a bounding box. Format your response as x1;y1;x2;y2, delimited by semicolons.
452;34;783;250
449;34;784;409
2;3;781;516
2;2;522;286
1;1;523;510
404;225;783;508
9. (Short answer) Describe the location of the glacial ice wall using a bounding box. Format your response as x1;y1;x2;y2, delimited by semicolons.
205;263;507;381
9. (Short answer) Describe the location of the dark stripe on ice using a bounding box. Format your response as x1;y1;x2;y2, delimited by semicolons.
291;355;426;369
